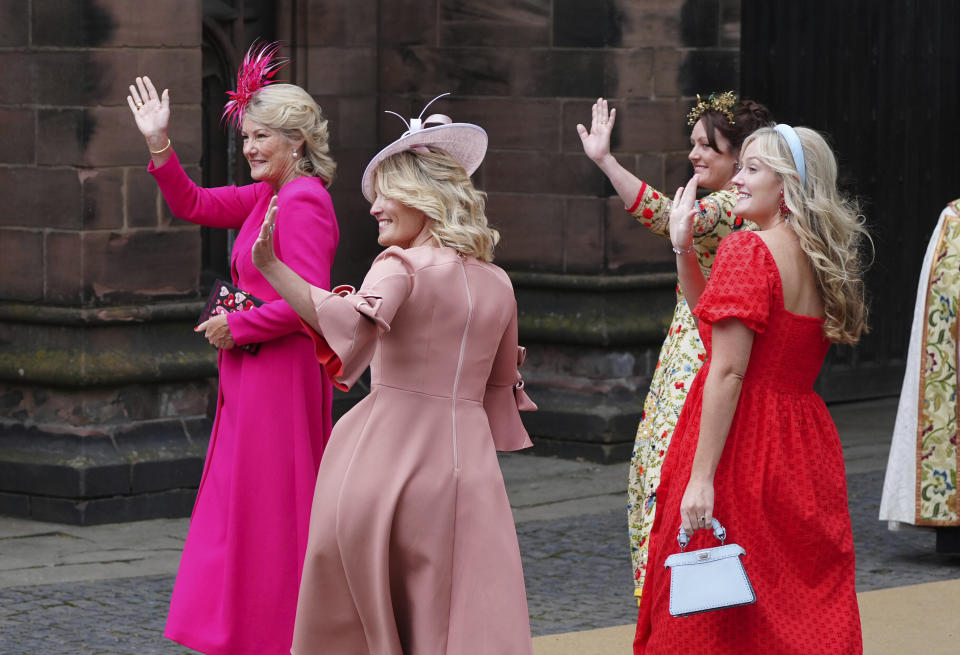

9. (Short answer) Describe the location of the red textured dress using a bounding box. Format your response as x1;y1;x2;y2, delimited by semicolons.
634;231;862;654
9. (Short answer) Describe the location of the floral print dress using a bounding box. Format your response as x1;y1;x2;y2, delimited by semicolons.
626;181;756;602
881;198;960;529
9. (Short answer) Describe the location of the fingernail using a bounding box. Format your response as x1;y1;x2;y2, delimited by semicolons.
194;326;202;332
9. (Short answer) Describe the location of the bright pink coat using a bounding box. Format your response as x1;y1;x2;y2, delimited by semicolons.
149;152;338;655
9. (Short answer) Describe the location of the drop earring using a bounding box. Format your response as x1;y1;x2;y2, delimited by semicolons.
292;150;298;158
778;188;791;216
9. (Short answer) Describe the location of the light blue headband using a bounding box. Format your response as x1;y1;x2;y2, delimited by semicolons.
774;124;806;187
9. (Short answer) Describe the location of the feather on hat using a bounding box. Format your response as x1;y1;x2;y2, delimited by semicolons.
222;40;288;130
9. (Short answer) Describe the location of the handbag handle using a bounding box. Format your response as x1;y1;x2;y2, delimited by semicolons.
677;518;726;551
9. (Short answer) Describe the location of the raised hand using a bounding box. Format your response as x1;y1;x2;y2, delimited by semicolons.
252;196;280;272
127;76;170;150
669;175;700;254
576;97;616;164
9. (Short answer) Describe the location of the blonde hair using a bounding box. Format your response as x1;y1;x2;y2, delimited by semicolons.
245;84;336;185
373;148;499;262
740;126;872;344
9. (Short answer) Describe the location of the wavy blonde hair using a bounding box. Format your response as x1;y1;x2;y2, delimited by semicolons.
740;126;872;344
245;84;336;185
373;148;499;262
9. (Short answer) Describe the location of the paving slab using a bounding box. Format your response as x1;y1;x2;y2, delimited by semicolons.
500;453;629;523
0;518;186;590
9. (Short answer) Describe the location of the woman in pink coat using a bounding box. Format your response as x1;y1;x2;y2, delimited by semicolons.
253;106;536;654
126;48;338;654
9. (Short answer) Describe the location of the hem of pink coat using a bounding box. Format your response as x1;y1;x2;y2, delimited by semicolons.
165;627;292;655
165;627;222;655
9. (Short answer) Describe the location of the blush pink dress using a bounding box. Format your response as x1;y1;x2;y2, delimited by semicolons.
291;245;536;655
149;151;338;655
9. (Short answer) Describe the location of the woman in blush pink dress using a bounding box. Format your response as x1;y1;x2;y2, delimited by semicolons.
125;43;338;655
253;106;536;655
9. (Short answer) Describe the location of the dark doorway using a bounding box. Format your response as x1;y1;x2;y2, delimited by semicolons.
740;0;960;401
199;1;278;287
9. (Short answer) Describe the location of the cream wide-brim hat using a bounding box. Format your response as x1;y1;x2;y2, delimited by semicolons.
360;118;488;203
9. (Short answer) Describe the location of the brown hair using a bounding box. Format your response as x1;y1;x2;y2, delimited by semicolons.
701;99;774;154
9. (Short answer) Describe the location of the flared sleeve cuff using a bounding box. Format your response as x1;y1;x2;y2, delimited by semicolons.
628;181;673;235
513;346;537;411
485;346;537;452
513;379;537;412
299;284;389;391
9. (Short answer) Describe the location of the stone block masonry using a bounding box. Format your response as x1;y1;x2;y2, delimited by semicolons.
0;0;212;524
1;0;744;523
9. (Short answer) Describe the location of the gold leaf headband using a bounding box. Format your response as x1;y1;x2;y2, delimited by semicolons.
686;91;737;126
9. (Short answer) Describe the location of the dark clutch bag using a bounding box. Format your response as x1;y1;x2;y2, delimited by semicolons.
197;279;265;354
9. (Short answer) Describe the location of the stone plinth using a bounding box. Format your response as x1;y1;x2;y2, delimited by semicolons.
0;301;215;524
514;271;677;462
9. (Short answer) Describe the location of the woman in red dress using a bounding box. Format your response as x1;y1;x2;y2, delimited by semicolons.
634;125;870;654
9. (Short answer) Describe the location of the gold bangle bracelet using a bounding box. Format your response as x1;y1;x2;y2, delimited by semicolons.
150;138;172;155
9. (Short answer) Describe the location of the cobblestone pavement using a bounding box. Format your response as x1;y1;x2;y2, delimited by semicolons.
1;470;957;653
0;575;188;655
848;470;960;591
519;469;960;637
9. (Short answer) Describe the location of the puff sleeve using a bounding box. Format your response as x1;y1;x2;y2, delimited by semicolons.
300;248;413;391
148;150;262;229
482;306;536;452
693;231;772;333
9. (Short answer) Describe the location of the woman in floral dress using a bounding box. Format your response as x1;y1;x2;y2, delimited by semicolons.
577;93;772;602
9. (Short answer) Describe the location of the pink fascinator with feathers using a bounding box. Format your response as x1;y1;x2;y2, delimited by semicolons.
222;40;288;129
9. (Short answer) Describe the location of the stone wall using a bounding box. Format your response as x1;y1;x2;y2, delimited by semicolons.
0;0;213;523
288;0;741;460
0;0;741;523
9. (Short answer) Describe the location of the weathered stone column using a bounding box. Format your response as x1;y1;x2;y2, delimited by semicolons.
0;0;212;523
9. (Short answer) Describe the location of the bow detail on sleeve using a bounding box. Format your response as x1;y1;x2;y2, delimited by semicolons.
514;346;537;411
331;285;390;332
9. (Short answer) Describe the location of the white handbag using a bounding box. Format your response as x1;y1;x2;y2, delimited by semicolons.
664;518;756;617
